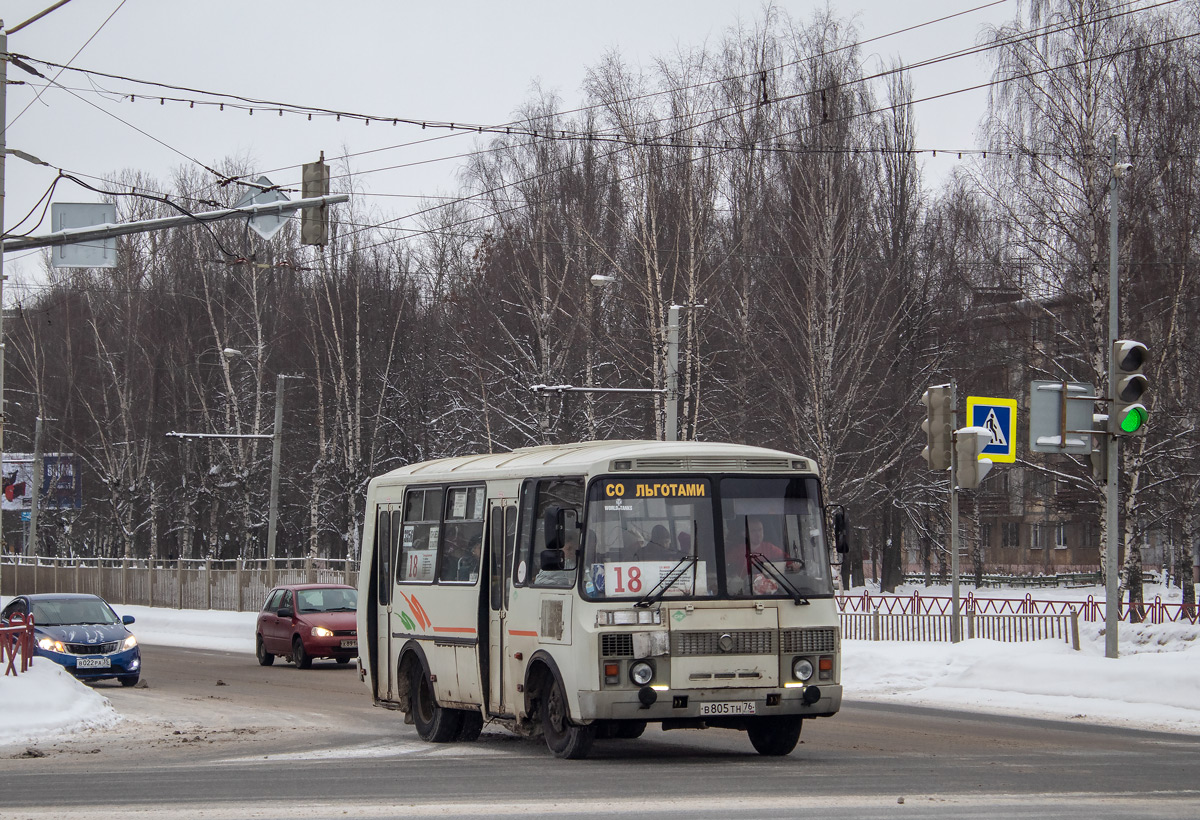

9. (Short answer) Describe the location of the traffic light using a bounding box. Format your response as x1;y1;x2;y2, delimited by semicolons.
301;158;330;246
1110;340;1149;436
920;385;953;471
955;426;994;489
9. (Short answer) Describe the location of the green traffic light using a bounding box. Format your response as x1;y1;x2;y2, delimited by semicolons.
1120;406;1147;434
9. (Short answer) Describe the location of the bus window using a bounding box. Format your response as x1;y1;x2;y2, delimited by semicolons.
376;509;392;606
503;505;517;608
390;510;403;588
399;487;443;583
522;478;583;589
719;476;832;598
440;485;485;583
583;477;717;599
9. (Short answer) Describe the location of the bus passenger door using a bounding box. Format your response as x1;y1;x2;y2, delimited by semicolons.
379;508;401;701
486;500;517;715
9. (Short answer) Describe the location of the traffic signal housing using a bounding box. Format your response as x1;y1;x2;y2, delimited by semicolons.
920;385;953;471
955;426;994;489
301;158;330;246
1110;340;1149;436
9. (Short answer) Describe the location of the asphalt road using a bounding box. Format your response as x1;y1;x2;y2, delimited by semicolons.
1;643;1197;819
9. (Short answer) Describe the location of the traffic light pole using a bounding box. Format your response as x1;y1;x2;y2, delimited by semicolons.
1105;134;1121;659
949;384;961;643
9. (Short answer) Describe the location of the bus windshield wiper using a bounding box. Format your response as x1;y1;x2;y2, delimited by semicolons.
748;553;810;605
635;555;698;608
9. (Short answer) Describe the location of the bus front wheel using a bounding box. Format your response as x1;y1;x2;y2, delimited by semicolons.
539;676;595;759
408;663;462;743
746;715;802;756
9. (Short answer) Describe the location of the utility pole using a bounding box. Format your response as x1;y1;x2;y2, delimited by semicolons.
166;373;299;585
1;23;10;577
948;385;961;642
665;305;680;442
266;374;288;588
1105;134;1122;660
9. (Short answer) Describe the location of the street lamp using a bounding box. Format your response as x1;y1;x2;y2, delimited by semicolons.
167;353;299;586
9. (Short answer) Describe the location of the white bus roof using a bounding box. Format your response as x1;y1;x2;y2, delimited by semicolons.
369;440;818;488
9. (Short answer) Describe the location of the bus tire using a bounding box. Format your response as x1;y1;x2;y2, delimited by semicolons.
539;675;595;759
409;663;462;743
746;715;802;756
456;710;484;742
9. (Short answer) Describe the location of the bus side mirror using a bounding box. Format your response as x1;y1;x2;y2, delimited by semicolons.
542;506;580;551
540;548;564;571
830;506;849;554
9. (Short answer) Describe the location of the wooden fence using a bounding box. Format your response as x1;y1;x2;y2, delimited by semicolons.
0;556;357;612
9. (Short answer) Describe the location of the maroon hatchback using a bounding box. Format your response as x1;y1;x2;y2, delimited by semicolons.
256;584;358;668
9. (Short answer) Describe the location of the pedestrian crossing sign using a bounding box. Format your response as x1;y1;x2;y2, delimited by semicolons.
966;396;1017;463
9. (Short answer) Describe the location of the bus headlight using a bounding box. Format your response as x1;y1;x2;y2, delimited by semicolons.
792;657;814;682
630;661;654;686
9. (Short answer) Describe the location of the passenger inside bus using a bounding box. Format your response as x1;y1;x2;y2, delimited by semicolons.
456;534;481;581
642;525;674;560
725;515;784;595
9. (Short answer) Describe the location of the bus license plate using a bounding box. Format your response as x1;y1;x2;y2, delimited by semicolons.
76;657;111;669
698;701;755;716
340;640;357;649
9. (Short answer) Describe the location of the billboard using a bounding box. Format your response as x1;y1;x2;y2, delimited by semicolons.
2;453;83;511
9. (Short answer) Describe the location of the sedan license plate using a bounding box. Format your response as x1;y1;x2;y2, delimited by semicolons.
698;701;756;716
340;640;357;649
76;657;111;669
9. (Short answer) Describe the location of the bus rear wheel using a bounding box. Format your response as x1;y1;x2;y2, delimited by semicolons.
746;715;802;756
408;664;462;743
539;676;595;759
456;709;484;742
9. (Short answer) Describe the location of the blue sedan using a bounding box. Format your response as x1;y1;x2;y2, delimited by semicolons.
1;593;142;686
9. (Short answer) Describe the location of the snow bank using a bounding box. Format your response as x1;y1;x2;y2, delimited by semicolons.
0;661;120;746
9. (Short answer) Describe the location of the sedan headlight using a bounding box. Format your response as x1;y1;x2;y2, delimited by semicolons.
792;657;814;682
38;637;67;653
311;626;334;637
123;635;138;651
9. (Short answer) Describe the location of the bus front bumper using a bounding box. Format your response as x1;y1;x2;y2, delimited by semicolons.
578;683;842;723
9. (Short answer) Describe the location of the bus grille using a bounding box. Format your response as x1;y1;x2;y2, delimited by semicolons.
600;633;634;657
780;628;837;653
672;630;776;655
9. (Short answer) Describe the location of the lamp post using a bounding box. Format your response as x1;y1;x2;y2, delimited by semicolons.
265;372;289;587
168;355;298;586
573;276;700;442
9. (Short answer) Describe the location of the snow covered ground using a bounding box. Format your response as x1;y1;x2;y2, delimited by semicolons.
1;583;1197;747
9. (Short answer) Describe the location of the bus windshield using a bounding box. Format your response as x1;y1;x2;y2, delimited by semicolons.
719;476;833;599
582;474;833;600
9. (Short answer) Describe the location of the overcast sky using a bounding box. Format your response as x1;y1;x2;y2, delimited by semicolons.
0;0;1015;293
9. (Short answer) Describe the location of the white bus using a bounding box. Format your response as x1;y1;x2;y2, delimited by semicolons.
356;440;847;758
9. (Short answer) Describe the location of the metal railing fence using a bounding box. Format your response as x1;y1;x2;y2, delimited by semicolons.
1;614;36;675
839;610;1080;648
836;590;1199;626
1;556;358;613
